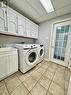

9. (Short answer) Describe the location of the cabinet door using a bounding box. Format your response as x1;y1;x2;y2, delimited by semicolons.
9;52;18;74
25;18;30;37
0;55;9;80
7;7;17;33
18;15;26;35
13;53;18;71
8;22;17;33
30;22;35;38
18;26;24;35
34;24;38;38
0;18;5;31
0;8;5;31
3;8;8;31
30;22;38;38
0;8;4;18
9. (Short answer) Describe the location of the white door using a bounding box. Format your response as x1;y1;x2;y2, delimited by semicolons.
51;20;71;67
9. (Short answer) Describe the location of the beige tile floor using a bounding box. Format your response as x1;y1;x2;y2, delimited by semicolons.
0;60;70;95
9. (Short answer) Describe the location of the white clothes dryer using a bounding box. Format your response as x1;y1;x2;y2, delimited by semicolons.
38;45;44;63
34;44;44;63
14;44;38;73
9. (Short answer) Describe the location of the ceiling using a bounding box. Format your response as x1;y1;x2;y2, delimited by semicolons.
8;0;71;24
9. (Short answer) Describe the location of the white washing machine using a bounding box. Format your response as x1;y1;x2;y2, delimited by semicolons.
14;44;38;73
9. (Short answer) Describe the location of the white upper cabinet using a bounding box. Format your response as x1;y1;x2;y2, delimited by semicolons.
30;21;38;38
0;8;6;32
34;24;38;38
25;18;31;37
0;6;38;39
30;21;35;38
7;7;17;34
17;14;26;36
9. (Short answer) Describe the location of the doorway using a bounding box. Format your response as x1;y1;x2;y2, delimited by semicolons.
51;20;71;67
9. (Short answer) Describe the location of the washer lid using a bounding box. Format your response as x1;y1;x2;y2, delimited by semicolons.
25;49;38;66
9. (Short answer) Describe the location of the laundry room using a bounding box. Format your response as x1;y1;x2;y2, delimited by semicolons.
0;0;71;95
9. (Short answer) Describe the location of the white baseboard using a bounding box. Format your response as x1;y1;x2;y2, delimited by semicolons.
67;75;71;95
44;58;50;61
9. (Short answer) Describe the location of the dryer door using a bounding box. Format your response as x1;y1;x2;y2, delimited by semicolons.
25;49;38;66
39;48;44;58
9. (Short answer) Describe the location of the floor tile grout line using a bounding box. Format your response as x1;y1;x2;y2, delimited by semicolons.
16;70;43;93
64;67;70;95
28;62;70;95
23;61;59;94
4;74;22;95
0;61;70;95
29;72;46;93
22;82;31;95
4;80;10;95
16;74;31;94
52;68;65;89
52;80;65;90
45;66;58;95
0;80;6;87
36;62;53;75
28;67;55;94
10;82;26;95
9;61;46;94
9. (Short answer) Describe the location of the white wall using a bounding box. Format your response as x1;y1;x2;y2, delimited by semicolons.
36;14;71;59
0;35;35;44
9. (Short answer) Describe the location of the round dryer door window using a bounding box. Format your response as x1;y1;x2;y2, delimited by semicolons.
40;49;43;57
25;49;37;66
28;52;36;63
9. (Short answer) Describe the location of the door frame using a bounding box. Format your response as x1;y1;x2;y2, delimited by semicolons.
49;18;71;67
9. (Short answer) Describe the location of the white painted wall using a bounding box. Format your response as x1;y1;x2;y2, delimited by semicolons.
36;14;71;59
0;35;35;44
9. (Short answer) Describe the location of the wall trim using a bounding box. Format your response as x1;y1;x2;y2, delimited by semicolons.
44;58;50;61
67;74;71;95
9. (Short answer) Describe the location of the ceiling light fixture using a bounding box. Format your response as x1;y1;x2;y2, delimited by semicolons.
40;0;54;13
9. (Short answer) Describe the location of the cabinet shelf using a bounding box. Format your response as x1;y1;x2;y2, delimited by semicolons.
0;31;37;40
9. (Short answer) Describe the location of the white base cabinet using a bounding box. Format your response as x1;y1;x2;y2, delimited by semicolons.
0;55;9;80
0;48;18;80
